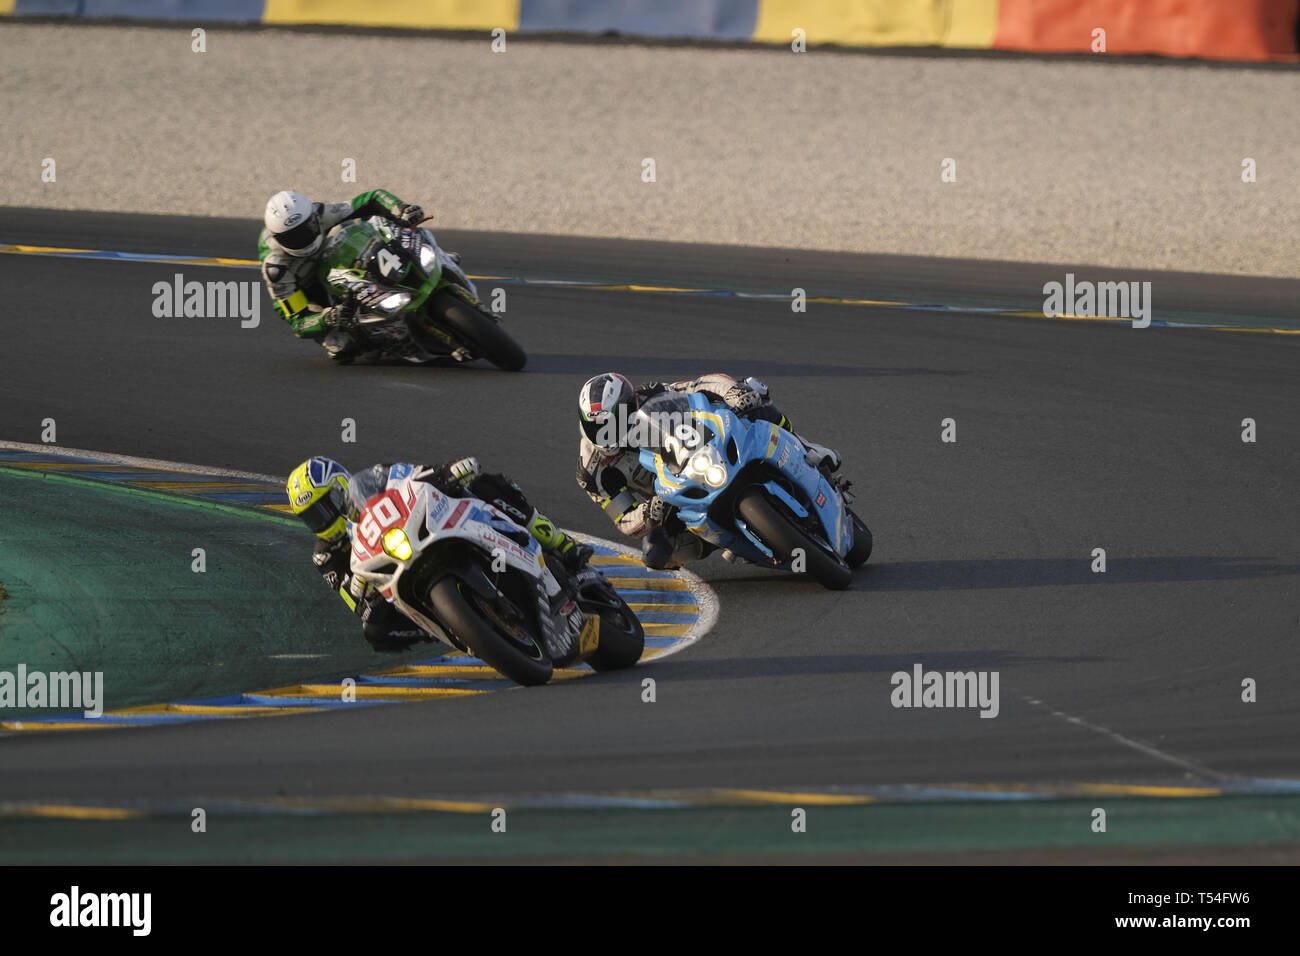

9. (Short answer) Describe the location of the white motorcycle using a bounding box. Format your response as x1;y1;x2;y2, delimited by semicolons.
347;464;644;685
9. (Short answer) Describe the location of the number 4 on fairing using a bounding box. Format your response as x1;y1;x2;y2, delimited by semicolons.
376;248;403;277
316;215;526;371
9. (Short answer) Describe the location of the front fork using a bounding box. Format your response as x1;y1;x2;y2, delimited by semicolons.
429;240;480;304
418;256;491;362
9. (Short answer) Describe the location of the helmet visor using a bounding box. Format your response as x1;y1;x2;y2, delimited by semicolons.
276;217;320;251
581;413;617;449
298;495;342;536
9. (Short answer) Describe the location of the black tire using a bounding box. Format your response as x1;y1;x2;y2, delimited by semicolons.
585;594;646;672
427;577;552;686
430;290;527;371
736;487;853;591
846;510;872;568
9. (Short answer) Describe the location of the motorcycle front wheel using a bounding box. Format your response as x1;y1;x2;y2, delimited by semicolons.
736;487;853;591
428;289;527;372
846;509;872;568
428;577;553;686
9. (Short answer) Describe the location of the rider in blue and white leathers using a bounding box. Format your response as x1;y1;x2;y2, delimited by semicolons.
575;372;839;570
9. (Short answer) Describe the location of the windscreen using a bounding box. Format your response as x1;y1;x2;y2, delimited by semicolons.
633;391;692;453
346;464;389;521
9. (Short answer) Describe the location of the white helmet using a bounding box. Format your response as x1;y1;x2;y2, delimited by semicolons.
264;190;322;257
578;372;637;452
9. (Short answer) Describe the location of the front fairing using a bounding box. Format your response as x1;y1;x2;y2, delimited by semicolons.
318;217;442;319
347;465;550;626
641;393;852;560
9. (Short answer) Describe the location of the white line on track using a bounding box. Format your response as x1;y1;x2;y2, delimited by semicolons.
1022;696;1225;780
0;441;282;483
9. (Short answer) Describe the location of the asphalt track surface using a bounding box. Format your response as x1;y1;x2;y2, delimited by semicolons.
1;209;1298;858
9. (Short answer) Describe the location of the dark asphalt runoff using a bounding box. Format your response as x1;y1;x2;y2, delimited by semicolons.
1;209;1297;835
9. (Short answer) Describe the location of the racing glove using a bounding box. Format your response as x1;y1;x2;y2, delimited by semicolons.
345;573;372;612
320;302;359;330
393;203;425;225
721;381;763;414
446;457;480;488
636;383;668;403
643;495;673;526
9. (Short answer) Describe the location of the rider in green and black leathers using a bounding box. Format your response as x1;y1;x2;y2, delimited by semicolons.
259;188;436;362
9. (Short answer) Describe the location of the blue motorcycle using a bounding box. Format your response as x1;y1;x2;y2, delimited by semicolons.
635;390;871;590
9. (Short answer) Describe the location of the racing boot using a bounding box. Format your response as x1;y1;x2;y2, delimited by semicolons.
556;538;594;574
798;437;841;474
642;524;675;570
527;512;593;574
756;411;840;474
322;328;361;364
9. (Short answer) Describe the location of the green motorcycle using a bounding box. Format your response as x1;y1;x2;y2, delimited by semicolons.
317;216;526;371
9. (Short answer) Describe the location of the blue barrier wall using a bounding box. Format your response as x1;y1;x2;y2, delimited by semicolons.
519;0;757;40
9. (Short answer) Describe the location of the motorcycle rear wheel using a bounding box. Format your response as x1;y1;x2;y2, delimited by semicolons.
428;577;553;686
585;590;646;672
